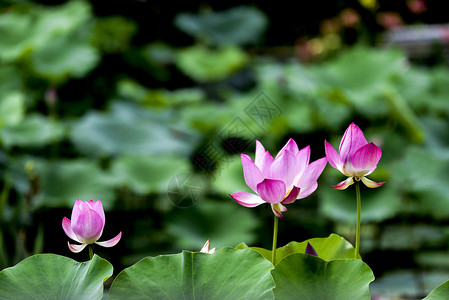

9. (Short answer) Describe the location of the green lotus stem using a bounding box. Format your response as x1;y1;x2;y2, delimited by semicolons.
355;180;361;259
88;245;94;260
272;215;278;265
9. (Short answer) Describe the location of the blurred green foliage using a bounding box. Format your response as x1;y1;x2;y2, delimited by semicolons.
1;0;449;297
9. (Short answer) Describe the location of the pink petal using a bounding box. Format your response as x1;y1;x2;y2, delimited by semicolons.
96;232;122;248
276;138;299;158
71;199;85;226
281;186;301;204
255;140;267;168
200;239;211;253
230;192;266;207
297;157;327;192
92;200;105;225
269;150;297;188
68;242;87;253
241;154;263;192
297;182;318;199
72;209;104;244
361;177;385;188
339;123;368;165
352;143;382;177
294;146;311;181
257;179;286;204
325;140;343;172
271;203;287;218
259;150;274;178
62;217;80;242
332;177;354;190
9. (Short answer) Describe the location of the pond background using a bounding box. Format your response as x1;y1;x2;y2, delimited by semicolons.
1;0;449;298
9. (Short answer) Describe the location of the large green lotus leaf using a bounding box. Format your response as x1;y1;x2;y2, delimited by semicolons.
108;248;274;300
392;146;449;219
110;154;190;194
0;114;65;148
0;91;25;128
319;175;400;223
0;0;91;63
33;0;91;45
31;36;99;81
236;234;359;265
33;159;116;210
175;6;267;46
0;254;112;300
70;101;197;157
165;201;259;250
117;79;205;107
176;45;248;82
321;47;406;117
271;253;374;300
424;279;449;300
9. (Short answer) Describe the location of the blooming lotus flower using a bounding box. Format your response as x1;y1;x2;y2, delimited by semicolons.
200;239;216;254
62;199;122;253
325;123;385;190
230;139;327;218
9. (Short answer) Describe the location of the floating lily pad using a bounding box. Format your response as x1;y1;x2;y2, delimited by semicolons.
0;114;65;148
271;253;374;299
0;254;112;300
176;45;248;82
110;154;190;194
33;159;116;210
165;201;259;250
108;248;274;300
70;101;197;157
236;233;359;264
175;6;267;46
0;92;25;128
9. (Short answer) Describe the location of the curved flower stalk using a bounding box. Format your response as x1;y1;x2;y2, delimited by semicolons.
200;239;216;254
230;139;327;218
62;199;122;255
325;123;385;190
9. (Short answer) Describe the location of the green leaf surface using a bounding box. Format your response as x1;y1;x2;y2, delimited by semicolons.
0;254;112;300
111;154;190;194
0;114;65;148
175;6;267;46
33;159;116;210
176;45;248;82
236;234;359;264
0;92;25;128
70;101;197;157
271;254;374;300
424;279;449;300
165;201;259;250
392;146;449;219
319;176;399;223
109;248;275;300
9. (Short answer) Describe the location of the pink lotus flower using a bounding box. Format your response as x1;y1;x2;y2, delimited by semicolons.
325;123;385;190
62;199;122;253
230;139;327;218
